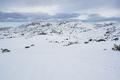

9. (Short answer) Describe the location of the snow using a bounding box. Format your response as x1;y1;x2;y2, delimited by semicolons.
0;21;120;80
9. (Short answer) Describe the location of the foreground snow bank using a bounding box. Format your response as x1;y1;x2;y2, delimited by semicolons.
0;35;120;80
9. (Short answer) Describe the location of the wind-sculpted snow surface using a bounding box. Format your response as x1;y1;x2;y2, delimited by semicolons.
0;21;120;80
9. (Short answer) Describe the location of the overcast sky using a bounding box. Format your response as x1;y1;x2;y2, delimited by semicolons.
0;0;120;19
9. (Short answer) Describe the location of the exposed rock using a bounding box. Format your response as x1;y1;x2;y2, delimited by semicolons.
25;46;30;49
31;44;35;46
96;39;106;42
84;42;89;44
21;34;24;36
38;32;47;35
64;41;78;46
112;44;120;51
112;38;119;41
89;39;93;42
1;48;10;53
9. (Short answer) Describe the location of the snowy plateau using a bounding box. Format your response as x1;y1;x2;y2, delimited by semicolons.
0;21;120;80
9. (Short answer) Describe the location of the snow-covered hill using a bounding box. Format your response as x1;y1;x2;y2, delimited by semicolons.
0;21;120;45
0;21;120;80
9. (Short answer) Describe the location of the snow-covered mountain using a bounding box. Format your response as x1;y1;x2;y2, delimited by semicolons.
0;21;120;45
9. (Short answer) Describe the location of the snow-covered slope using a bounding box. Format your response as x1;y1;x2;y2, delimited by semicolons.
0;21;120;45
0;21;120;80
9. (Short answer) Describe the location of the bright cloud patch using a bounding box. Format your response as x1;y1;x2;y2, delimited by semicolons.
77;15;89;20
87;8;120;18
4;5;59;15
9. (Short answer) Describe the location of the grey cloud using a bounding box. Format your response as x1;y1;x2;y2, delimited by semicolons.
0;0;119;11
0;0;120;21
